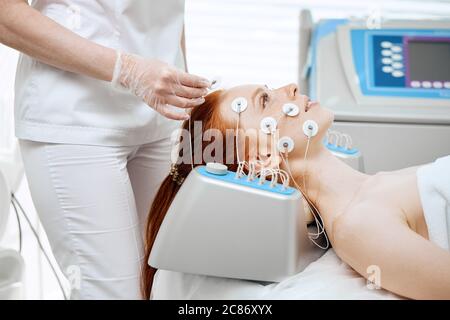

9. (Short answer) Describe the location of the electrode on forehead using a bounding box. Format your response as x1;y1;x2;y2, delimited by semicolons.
231;97;248;113
277;136;295;153
303;120;319;138
282;103;300;117
260;117;277;134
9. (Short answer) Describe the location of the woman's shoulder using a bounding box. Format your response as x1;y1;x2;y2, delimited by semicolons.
333;170;427;242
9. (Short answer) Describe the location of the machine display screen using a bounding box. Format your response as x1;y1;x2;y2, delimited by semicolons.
408;40;450;82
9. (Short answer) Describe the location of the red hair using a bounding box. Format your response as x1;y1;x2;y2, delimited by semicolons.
141;90;240;299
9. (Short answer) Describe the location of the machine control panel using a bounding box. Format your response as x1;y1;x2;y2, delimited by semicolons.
350;29;450;99
374;36;407;86
374;35;450;89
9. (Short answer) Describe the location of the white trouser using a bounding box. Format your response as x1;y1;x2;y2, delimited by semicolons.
19;138;172;299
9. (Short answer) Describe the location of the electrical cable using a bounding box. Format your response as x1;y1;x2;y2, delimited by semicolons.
11;193;68;300
280;152;330;250
11;197;22;253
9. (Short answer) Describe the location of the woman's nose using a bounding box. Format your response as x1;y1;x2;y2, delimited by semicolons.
284;83;298;99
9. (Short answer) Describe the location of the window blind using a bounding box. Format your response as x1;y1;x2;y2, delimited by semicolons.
185;0;450;87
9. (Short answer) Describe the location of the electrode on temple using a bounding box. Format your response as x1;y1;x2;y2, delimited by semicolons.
231;97;248;113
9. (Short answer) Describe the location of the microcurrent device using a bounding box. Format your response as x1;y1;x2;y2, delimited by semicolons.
149;163;325;282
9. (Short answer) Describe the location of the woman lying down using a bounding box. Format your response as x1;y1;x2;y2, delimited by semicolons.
142;83;450;300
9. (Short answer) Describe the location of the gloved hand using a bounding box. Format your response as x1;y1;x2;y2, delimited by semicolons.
111;52;211;120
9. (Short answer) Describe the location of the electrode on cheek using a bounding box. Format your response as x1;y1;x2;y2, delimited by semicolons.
282;103;300;117
260;117;278;134
231;97;248;113
302;120;319;138
277;136;295;153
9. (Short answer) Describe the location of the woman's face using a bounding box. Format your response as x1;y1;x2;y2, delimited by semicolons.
217;84;334;158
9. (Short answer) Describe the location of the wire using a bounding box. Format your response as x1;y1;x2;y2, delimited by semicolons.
299;138;328;241
235;115;250;179
188;114;194;170
11;193;68;300
11;197;22;253
303;137;311;191
280;152;329;250
236;116;241;163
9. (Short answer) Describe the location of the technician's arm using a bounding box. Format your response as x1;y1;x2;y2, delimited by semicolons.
0;0;115;81
0;0;210;120
333;207;450;299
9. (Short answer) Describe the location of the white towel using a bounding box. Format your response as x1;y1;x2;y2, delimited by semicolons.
417;155;450;251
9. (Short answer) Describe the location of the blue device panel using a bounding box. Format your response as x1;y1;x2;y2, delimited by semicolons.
197;166;296;196
372;35;405;88
351;29;450;99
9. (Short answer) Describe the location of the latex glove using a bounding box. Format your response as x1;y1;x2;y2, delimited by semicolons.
111;52;211;120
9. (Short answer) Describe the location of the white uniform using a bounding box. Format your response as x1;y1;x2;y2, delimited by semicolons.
15;0;186;299
15;0;185;146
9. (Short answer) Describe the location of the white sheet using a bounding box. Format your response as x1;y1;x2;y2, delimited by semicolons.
152;249;400;300
417;155;450;251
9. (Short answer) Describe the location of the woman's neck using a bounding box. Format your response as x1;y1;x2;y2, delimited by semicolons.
282;144;370;238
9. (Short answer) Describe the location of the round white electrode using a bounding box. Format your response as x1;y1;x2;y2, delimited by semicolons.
231;97;248;113
205;162;228;175
282;103;300;117
260;117;277;134
302;120;319;138
277;136;295;153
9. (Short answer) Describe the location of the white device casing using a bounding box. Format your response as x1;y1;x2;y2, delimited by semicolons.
0;170;10;240
0;249;25;299
0;151;25;300
149;166;325;282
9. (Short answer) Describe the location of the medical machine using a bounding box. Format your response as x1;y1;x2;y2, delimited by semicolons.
0;248;24;300
150;163;325;282
0;163;24;299
299;10;450;173
325;130;364;172
0;92;25;299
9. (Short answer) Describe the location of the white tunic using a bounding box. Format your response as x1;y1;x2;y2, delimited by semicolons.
14;0;186;146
